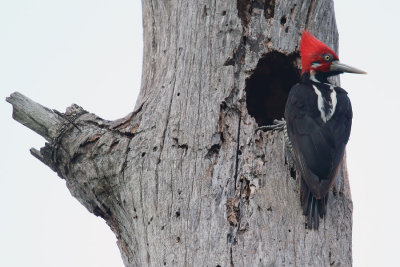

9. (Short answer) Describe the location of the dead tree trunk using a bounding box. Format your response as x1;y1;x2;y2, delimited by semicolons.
7;0;352;266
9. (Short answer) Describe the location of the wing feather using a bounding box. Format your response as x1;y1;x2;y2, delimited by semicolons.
285;83;352;194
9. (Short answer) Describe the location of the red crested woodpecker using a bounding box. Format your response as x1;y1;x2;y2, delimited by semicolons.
284;30;366;229
259;30;366;229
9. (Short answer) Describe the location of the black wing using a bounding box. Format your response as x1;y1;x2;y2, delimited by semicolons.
285;83;352;197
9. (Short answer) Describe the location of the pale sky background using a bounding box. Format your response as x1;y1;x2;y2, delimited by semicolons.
0;1;399;266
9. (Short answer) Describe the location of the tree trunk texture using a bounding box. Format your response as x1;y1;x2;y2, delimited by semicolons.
7;0;352;266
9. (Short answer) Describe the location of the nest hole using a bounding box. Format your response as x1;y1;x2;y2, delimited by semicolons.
246;51;300;126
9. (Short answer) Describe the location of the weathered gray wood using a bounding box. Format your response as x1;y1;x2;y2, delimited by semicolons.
6;92;63;141
8;0;352;266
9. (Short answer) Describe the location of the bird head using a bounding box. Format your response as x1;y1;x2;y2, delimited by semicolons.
300;30;366;76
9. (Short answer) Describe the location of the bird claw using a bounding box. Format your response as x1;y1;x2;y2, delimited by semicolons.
256;119;286;132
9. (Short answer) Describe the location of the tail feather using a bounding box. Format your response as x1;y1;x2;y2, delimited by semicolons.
301;179;328;229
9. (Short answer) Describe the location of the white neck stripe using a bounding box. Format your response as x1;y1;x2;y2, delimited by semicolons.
312;85;337;123
309;71;333;88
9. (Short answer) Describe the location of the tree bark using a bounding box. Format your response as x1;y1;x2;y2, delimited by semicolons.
7;0;352;266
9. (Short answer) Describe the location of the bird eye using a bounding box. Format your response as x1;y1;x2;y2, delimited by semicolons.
324;54;331;61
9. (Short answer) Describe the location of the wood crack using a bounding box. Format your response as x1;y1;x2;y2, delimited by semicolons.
138;160;151;266
233;115;242;188
150;0;157;52
230;246;234;267
85;120;137;138
305;0;317;30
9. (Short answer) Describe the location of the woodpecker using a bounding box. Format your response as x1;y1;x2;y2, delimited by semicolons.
284;30;366;229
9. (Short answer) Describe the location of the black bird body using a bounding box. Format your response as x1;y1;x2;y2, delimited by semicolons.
285;74;352;228
256;31;367;229
279;30;365;229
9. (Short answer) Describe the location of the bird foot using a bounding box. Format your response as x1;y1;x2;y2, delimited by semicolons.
256;119;286;132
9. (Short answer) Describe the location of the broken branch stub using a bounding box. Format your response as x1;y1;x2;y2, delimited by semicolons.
6;92;64;142
7;91;135;258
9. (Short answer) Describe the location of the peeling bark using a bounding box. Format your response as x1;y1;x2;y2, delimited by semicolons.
7;0;352;266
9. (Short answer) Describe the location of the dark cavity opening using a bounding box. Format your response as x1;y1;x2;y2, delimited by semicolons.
280;16;287;25
245;51;300;126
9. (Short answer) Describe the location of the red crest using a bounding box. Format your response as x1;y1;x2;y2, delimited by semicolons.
300;30;339;74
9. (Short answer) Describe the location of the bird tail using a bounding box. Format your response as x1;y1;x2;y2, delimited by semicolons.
301;179;328;230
